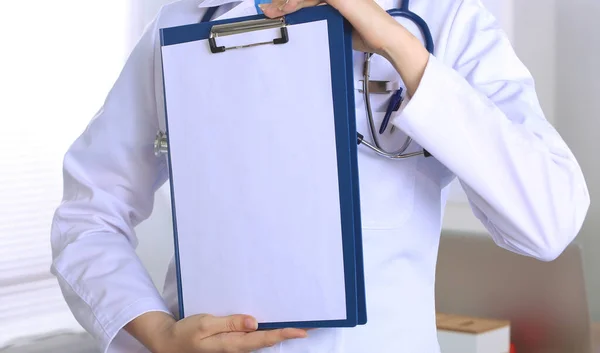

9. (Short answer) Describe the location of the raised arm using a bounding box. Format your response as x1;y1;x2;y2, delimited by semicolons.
389;0;589;261
261;0;590;261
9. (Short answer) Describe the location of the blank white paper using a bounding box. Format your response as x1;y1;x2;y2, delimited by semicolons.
161;19;348;324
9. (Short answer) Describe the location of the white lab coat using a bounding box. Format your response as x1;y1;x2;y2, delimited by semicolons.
50;0;590;352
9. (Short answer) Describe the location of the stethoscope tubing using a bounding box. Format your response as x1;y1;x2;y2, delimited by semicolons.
358;1;434;159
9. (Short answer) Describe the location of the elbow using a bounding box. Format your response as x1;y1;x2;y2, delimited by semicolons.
528;188;590;262
534;161;592;261
50;210;68;260
490;184;590;263
532;238;571;263
514;222;582;263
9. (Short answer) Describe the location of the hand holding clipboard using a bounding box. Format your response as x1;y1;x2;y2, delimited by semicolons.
157;4;367;332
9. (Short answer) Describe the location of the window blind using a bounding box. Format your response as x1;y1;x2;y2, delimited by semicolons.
0;0;128;347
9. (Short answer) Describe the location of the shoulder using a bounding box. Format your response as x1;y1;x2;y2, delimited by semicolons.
402;0;507;59
122;0;210;132
407;0;500;30
407;0;463;17
151;0;209;31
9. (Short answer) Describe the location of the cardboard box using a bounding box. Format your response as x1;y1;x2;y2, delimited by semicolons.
437;313;511;353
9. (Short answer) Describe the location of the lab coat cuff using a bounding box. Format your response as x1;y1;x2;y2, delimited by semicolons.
391;54;479;156
102;297;173;353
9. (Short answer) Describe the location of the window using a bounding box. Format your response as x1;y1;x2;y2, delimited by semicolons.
0;0;128;346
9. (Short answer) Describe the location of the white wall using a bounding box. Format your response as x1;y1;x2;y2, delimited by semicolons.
555;0;600;322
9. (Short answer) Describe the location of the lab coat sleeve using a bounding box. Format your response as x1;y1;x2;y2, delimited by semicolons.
50;14;172;353
392;0;590;261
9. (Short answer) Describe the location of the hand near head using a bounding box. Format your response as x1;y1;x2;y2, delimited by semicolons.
125;312;308;353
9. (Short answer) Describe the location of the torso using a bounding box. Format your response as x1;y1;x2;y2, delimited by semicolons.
155;1;462;351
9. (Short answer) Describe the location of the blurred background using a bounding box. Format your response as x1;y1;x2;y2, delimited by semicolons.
0;0;598;352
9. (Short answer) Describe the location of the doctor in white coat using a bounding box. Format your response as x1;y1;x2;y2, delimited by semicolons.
50;0;590;352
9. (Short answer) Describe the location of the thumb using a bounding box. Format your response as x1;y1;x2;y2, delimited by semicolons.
196;314;259;336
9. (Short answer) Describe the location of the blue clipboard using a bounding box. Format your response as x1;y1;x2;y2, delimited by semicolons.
159;4;367;329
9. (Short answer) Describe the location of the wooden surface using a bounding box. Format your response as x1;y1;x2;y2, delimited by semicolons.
436;313;510;334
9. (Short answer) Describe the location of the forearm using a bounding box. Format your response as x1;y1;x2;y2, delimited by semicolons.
263;0;430;92
381;24;430;97
125;312;177;353
330;0;429;97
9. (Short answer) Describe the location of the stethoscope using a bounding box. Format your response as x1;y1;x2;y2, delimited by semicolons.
200;0;434;160
359;0;434;159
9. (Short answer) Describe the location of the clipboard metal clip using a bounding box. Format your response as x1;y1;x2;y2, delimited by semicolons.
209;17;289;53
